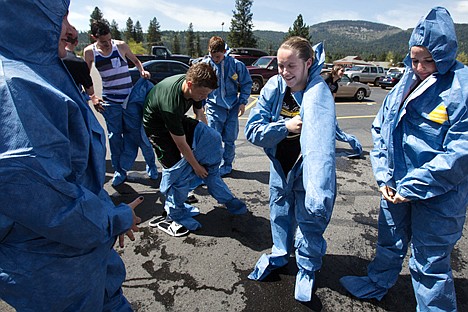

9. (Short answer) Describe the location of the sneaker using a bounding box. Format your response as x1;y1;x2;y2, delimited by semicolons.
148;211;168;227
185;192;198;204
157;220;189;237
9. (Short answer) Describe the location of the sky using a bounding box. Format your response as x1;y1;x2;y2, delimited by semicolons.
69;0;467;33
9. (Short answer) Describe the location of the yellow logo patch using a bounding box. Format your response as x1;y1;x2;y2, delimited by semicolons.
231;73;238;81
427;104;448;124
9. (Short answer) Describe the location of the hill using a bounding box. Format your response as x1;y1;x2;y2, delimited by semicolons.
77;20;468;64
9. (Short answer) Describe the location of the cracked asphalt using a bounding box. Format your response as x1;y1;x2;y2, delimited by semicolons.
2;86;467;312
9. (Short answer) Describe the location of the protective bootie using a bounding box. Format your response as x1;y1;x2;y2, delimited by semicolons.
225;197;247;214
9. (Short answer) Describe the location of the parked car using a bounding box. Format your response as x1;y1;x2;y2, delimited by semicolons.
229;54;261;66
229;47;269;66
129;60;189;85
379;72;404;89
344;64;385;86
321;70;372;101
229;47;268;57
386;67;405;75
247;56;278;94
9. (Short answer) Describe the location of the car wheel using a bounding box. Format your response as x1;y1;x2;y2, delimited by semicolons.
381;86;387;89
374;78;380;86
352;76;360;82
355;88;366;101
251;77;263;94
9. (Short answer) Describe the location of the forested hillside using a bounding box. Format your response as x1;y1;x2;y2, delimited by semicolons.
78;20;468;64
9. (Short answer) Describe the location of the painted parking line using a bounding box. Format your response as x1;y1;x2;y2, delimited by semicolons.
336;101;376;105
241;96;376;120
337;115;376;120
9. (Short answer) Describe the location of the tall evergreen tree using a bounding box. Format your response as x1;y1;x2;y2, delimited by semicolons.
186;23;196;57
147;17;162;49
89;6;104;29
285;14;310;42
109;20;122;40
173;33;181;54
228;0;257;48
89;7;108;43
134;21;144;43
196;33;203;57
124;17;134;42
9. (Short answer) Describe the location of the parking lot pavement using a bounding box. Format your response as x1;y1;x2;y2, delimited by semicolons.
2;90;467;311
102;93;468;312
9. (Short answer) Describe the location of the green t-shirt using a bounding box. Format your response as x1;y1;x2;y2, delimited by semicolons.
143;74;203;136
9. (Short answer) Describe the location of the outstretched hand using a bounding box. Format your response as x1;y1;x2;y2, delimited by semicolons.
119;196;143;247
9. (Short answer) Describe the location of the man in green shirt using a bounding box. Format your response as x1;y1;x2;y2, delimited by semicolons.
143;63;247;236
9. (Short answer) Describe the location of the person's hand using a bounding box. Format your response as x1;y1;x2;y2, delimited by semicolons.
93;101;105;113
140;70;151;79
193;163;208;179
379;185;395;202
89;95;105;113
119;196;143;248
392;193;410;204
379;185;410;204
238;104;246;117
285;115;302;133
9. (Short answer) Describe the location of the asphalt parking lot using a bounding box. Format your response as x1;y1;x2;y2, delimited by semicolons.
2;84;467;312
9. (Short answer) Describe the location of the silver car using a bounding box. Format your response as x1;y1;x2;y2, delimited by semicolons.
322;70;372;101
335;74;372;101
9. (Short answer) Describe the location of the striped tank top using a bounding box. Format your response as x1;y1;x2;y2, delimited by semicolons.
93;41;132;104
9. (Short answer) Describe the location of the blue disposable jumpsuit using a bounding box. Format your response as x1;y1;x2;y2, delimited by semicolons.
119;78;159;180
340;7;468;312
245;43;336;302
202;54;253;176
0;1;134;310
159;122;247;231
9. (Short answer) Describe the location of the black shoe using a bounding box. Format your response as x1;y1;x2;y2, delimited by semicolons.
148;211;168;227
185;193;198;204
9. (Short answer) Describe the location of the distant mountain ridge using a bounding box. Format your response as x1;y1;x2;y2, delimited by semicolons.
253;20;468;62
78;20;468;63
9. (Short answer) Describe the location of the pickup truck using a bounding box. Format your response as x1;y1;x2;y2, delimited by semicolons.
128;46;191;68
150;46;191;65
247;56;278;94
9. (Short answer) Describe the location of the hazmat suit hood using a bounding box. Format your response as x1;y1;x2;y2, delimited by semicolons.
0;0;106;190
404;6;457;75
0;0;68;65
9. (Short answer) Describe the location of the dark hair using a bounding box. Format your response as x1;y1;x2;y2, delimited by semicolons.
331;64;344;78
186;63;218;89
279;36;314;63
208;36;225;54
91;20;110;37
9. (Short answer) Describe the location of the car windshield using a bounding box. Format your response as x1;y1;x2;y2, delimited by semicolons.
340;75;352;83
348;66;365;71
252;57;272;68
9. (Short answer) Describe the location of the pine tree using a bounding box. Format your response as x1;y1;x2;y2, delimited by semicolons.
134;21;144;43
196;33;203;57
89;7;108;43
186;23;196;57
125;18;134;42
89;6;105;29
285;14;310;42
147;17;162;49
173;33;181;54
227;0;257;48
110;20;122;40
